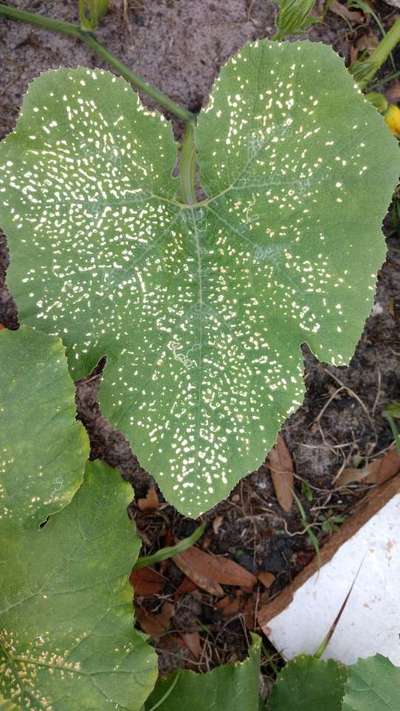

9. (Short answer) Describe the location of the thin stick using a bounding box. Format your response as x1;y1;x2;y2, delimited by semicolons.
0;3;194;123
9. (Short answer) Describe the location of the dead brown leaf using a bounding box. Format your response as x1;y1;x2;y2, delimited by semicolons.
130;567;164;596
365;447;400;485
215;592;243;617
355;29;379;54
173;576;198;598
349;27;379;64
242;594;259;630
336;446;400;487
136;601;174;637
268;434;294;512
212;515;224;535
174;547;257;596
335;466;369;487
137;486;160;512
180;631;202;659
329;0;364;24
174;553;224;596
258;571;276;589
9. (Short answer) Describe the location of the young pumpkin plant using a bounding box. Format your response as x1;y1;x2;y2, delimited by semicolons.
0;41;398;519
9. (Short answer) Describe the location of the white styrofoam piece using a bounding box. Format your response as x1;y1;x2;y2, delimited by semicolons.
266;493;400;665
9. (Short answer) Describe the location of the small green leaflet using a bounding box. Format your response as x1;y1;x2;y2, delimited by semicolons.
0;41;397;516
0;326;89;529
0;462;158;711
269;655;347;710
145;634;261;711
342;655;400;711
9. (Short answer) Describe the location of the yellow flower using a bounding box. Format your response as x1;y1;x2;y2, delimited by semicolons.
385;105;400;137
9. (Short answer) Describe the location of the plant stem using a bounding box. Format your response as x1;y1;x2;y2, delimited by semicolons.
351;17;400;89
0;3;82;37
0;3;194;123
371;18;400;75
179;121;198;205
134;521;206;570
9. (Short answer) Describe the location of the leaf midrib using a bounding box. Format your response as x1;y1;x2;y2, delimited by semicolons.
190;208;205;485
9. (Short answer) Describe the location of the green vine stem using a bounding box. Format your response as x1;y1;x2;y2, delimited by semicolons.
179;121;198;205
0;2;194;123
350;17;400;89
134;521;206;570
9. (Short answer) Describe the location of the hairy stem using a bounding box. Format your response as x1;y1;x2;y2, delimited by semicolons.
179;122;198;205
0;3;194;123
370;18;400;75
351;17;400;89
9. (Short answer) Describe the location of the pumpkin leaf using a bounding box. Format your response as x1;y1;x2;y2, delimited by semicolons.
0;461;158;710
342;655;400;711
144;634;261;711
0;41;397;517
0;327;157;709
0;326;89;529
269;655;347;710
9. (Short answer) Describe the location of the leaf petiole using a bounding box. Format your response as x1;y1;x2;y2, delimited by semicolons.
179;121;198;205
350;17;400;89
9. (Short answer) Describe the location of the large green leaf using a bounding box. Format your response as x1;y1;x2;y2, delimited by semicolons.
0;461;158;710
0;326;88;529
0;41;397;516
342;655;400;710
269;655;347;711
144;634;261;711
0;328;157;708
